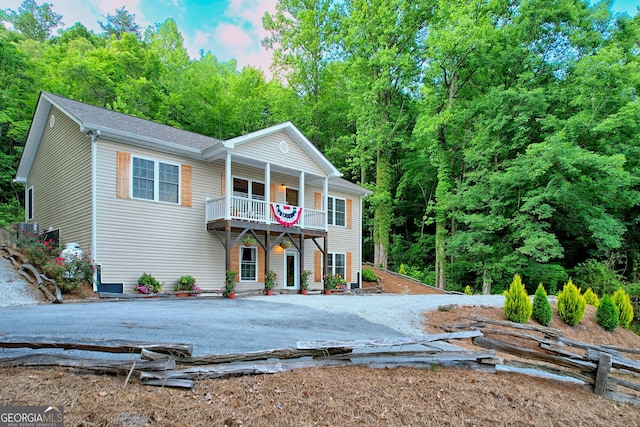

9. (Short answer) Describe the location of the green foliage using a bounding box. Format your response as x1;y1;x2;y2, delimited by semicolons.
532;284;553;326
503;274;532;324
557;280;586;327
43;252;94;293
398;263;407;276
596;295;619;332
464;285;472;295
572;260;623;297
362;267;377;282
612;288;634;329
265;270;277;290
16;231;57;269
135;273;162;294
174;275;196;291
225;270;237;295
324;274;347;291
300;270;311;291
583;288;600;307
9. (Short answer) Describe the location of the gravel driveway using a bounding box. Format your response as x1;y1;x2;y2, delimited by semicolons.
0;255;43;307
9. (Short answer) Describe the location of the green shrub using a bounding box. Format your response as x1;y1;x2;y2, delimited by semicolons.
362;267;377;282
174;275;196;291
583;288;600;307
43;252;94;294
398;263;407;275
464;285;472;295
532;283;552;326
557;279;586;326
596;295;619;332
503;274;532;324
612;288;634;328
135;273;162;294
572;259;623;297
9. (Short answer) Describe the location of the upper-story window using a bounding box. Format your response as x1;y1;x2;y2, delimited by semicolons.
327;196;346;227
233;177;265;201
132;156;179;203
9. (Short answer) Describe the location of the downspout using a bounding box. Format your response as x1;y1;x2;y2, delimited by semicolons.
90;130;100;292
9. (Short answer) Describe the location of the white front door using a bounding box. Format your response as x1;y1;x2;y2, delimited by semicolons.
284;250;299;290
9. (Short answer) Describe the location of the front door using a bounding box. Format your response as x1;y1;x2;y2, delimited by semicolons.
284;250;298;290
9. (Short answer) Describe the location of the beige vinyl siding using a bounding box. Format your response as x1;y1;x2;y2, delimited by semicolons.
96;140;225;292
232;131;325;176
27;107;92;250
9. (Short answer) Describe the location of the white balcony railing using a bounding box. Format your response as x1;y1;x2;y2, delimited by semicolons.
206;196;326;231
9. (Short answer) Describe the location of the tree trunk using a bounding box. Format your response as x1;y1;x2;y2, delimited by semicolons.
482;267;491;295
373;150;391;270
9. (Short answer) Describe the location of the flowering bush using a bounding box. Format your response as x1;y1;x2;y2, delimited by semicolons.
43;252;94;294
16;231;57;269
135;273;162;294
300;270;311;291
324;274;347;291
265;270;277;290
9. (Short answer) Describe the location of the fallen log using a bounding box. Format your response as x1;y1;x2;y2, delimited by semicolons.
326;349;496;362
469;314;564;338
0;335;193;357
141;346;352;364
0;353;175;373
297;331;482;350
473;336;596;373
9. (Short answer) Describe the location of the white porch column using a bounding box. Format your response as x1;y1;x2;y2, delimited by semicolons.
225;151;232;220
299;171;305;227
323;176;329;231
265;163;271;223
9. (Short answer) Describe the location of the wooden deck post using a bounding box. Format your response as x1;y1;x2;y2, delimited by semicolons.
594;352;612;395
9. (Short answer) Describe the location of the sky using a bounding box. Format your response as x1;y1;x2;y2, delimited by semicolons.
2;0;639;77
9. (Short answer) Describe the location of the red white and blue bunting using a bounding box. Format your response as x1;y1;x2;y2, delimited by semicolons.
271;203;302;227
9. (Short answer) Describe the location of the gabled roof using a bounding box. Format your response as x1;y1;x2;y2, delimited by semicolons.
15;92;348;187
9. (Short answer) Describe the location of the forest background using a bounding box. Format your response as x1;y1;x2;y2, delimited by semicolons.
2;0;640;312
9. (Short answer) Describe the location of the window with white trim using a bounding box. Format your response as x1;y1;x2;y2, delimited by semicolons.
327;196;346;226
27;186;34;220
327;252;346;279
132;156;179;203
233;177;265;201
240;246;258;281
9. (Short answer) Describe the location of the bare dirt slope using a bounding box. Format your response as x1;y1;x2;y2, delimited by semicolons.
2;304;640;426
363;264;447;295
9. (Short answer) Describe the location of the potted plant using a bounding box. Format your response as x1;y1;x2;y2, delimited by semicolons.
265;270;277;295
135;272;162;295
174;275;198;297
279;238;292;249
242;234;257;246
324;274;347;295
300;270;311;295
225;270;237;299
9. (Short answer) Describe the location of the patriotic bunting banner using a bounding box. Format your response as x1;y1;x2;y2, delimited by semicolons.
271;203;302;227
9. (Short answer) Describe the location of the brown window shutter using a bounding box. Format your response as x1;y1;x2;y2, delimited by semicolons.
346;199;353;229
314;250;322;282
346;252;352;283
221;172;225;196
181;164;192;207
116;151;131;198
314;192;322;210
270;183;278;202
258;246;265;282
230;245;240;273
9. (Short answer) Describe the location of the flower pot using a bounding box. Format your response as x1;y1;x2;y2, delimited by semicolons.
300;289;308;295
228;292;236;299
325;290;331;295
267;289;274;296
176;293;190;297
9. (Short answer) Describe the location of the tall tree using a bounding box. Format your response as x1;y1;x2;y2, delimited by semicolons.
1;0;63;42
99;7;141;40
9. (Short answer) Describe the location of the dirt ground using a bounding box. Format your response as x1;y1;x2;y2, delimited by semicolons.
1;302;640;426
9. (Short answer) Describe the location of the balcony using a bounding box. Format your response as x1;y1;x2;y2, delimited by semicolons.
206;196;326;231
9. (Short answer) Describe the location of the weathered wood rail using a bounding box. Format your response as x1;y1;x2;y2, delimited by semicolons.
442;314;640;405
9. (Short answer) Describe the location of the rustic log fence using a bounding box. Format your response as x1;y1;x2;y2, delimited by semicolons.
441;314;640;405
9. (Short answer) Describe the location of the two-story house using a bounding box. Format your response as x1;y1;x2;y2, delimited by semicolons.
15;92;370;294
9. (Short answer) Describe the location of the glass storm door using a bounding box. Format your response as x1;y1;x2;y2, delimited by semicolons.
284;250;298;289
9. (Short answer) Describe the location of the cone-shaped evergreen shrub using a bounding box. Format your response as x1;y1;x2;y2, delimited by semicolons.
503;274;532;324
557;279;586;326
583;288;600;307
612;288;634;328
596;295;619;332
532;283;552;326
464;285;472;295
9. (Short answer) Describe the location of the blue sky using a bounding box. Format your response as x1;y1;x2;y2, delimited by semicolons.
3;0;638;76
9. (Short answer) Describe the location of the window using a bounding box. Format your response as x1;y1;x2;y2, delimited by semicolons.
286;188;298;206
233;177;265;200
328;196;346;226
240;246;257;281
132;157;179;203
27;187;34;220
327;253;346;279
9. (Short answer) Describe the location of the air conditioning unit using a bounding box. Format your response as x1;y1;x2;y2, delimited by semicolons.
17;222;38;236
